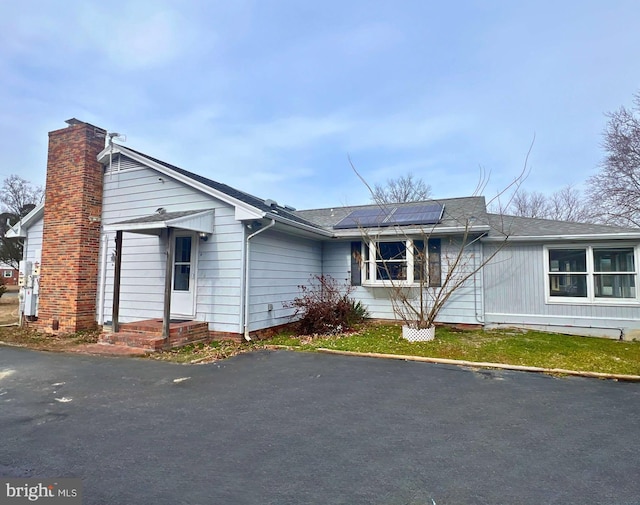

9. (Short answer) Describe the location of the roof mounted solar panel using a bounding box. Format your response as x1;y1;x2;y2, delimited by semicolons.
388;204;444;226
333;208;393;229
334;203;444;229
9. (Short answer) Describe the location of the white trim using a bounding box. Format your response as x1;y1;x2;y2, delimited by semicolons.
483;232;640;242
543;244;640;305
171;231;198;318
333;224;490;239
5;202;45;238
98;145;333;238
361;238;438;287
103;209;215;234
99;145;265;218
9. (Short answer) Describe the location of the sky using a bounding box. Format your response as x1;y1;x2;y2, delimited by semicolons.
1;1;640;211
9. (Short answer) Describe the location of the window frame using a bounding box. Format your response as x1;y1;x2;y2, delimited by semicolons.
544;244;639;305
362;238;441;287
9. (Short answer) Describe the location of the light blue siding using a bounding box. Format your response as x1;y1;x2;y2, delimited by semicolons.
24;216;43;264
100;156;245;333
247;229;322;331
322;240;482;324
483;242;640;337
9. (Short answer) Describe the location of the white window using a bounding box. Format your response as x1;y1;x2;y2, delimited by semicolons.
3;271;13;278
362;239;441;286
545;245;638;303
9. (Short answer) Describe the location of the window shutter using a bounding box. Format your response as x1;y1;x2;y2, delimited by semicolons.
428;238;441;287
350;241;362;286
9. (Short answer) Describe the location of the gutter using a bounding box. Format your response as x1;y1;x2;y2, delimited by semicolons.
482;232;640;242
331;225;491;239
243;219;276;341
264;212;333;238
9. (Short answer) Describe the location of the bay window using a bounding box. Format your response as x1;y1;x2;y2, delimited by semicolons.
546;246;637;302
362;238;441;286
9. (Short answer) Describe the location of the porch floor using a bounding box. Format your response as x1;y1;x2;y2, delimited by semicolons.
99;319;210;351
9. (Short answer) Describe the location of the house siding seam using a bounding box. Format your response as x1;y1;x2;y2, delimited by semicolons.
37;121;106;333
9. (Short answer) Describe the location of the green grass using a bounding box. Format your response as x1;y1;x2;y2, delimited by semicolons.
267;324;640;376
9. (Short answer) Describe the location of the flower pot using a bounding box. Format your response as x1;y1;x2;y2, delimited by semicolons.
402;325;435;342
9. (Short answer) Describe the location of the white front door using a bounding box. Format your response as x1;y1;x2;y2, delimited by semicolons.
171;232;197;318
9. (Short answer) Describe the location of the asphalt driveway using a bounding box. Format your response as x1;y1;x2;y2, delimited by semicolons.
0;346;639;505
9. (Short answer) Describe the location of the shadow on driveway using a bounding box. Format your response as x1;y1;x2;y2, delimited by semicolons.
1;347;639;504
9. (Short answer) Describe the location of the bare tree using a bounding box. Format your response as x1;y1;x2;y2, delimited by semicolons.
0;175;43;217
547;185;592;222
350;142;532;337
508;190;549;218
0;175;44;268
371;173;431;204
501;185;592;223
587;91;640;227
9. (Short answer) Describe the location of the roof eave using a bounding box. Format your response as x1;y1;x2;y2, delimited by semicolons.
482;232;640;242
264;212;334;238
99;145;266;219
5;201;45;238
332;224;491;239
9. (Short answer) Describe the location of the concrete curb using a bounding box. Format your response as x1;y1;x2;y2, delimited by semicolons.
316;348;640;382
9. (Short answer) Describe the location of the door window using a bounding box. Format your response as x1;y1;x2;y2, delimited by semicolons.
174;236;192;291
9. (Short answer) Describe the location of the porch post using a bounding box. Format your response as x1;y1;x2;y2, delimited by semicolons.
163;227;174;339
112;230;123;333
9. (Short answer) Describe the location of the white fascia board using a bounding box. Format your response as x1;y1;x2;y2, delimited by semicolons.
482;232;640;242
331;224;491;239
167;209;215;233
5;223;25;238
5;201;45;238
103;210;215;235
100;145;265;218
235;206;264;221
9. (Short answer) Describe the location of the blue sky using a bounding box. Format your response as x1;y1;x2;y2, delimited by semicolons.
1;1;640;210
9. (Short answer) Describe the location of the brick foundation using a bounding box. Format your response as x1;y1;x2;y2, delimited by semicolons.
36;120;106;334
209;322;298;343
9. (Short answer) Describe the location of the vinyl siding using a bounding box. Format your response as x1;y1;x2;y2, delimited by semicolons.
24;216;43;264
483;242;640;335
322;239;482;324
247;229;322;331
100;156;244;333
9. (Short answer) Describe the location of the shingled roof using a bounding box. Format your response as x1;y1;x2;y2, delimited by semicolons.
295;196;489;231
120;146;323;231
485;213;640;239
107;145;640;241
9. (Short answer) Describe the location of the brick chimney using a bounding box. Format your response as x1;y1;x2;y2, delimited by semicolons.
37;119;106;333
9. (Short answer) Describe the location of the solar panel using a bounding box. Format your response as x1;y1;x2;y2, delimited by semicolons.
387;204;444;226
334;204;444;229
333;208;392;229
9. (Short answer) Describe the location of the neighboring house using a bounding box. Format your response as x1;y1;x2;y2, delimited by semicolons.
0;262;18;285
7;119;640;342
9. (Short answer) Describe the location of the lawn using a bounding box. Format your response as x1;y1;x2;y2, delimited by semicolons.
1;306;639;376
267;324;640;376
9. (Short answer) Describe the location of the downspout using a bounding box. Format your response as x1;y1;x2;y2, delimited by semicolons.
97;233;109;326
243;219;276;341
18;236;27;327
474;241;485;324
